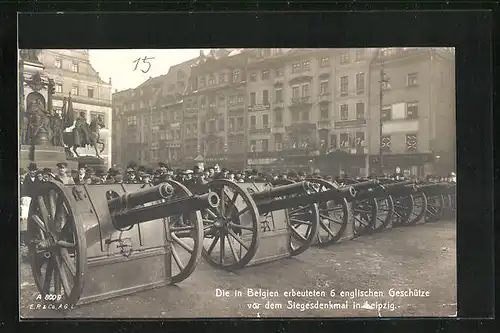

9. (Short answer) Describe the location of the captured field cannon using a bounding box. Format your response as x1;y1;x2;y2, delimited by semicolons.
25;180;220;306
176;179;357;270
416;181;453;222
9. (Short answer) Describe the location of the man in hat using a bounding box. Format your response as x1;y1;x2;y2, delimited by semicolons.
125;166;139;184
42;168;56;182
55;162;75;185
74;165;87;184
141;172;152;185
21;163;40;197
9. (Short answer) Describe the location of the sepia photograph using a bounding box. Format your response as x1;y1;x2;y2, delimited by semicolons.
19;47;457;318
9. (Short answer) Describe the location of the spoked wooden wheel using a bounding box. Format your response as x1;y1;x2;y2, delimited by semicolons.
424;194;445;222
275;179;319;256
390;195;415;227
201;179;260;270
351;197;378;237
306;178;350;247
164;180;203;284
27;180;87;306
373;196;394;231
409;192;428;225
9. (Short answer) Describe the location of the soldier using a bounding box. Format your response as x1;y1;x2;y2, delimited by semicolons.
114;173;124;184
74;111;91;145
141;173;152;185
55;162;75;185
125;167;139;184
74;165;87;184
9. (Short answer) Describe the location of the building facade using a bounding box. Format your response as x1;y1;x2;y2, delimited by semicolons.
368;47;456;177
40;49;113;167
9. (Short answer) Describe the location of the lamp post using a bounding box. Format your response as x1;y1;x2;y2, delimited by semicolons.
378;65;389;175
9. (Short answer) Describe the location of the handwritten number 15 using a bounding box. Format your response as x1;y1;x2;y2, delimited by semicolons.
133;56;155;73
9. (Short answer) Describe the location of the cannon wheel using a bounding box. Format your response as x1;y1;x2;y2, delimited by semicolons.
351;198;378;237
275;179;319;256
373;196;394;231
390;194;415;227
164;180;204;284
26;180;87;306
202;179;260;270
408;192;428;225
424;194;445;222
306;178;350;246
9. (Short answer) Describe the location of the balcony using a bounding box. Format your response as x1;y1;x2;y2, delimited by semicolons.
228;102;245;113
273;101;285;109
185;107;198;117
249;127;271;135
289;96;312;108
274;78;284;87
317;93;332;103
288;70;314;85
337;89;366;98
334;118;367;128
317;119;331;129
248;104;271;112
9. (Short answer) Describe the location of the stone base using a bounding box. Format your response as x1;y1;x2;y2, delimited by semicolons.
75;155;108;173
20;145;77;171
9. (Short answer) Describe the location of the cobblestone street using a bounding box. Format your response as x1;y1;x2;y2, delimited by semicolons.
20;220;456;318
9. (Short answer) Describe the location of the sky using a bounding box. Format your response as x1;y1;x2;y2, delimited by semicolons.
88;49;211;92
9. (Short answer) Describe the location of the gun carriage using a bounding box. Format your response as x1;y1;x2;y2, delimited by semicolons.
25;180;220;306
416;181;455;222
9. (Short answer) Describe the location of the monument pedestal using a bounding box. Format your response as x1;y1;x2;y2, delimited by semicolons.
20;145;77;171
75;155;107;173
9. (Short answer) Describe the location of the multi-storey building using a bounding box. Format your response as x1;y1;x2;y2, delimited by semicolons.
368;47;456;177
40;49;113;167
112;57;195;167
183;49;249;170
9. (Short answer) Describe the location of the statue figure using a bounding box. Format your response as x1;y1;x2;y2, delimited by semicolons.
64;113;106;159
50;112;64;146
74;112;91;146
25;92;51;145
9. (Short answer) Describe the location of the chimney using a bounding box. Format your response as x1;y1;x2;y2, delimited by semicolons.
109;77;112;85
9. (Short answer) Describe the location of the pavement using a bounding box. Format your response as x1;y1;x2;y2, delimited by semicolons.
20;219;456;318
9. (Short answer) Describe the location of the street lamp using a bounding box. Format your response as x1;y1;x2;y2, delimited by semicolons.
379;65;390;175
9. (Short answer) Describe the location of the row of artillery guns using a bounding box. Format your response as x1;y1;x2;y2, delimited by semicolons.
25;175;455;307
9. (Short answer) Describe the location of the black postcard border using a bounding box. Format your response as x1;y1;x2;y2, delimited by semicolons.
0;4;495;333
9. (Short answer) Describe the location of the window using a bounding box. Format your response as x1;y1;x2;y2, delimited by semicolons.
275;134;283;151
229;118;235;131
406;102;418;118
355;49;364;62
250;115;256;129
340;133;350;148
127;116;137;126
340;76;348;95
258;114;267;129
218;118;224;132
232;70;240;82
382;80;391;90
55;83;62;93
71;85;79;96
87;87;94;98
292;86;300;98
275;88;283;102
208;74;215;85
320;80;329;95
355;132;365;147
301;111;309;121
237;117;244;129
381;135;392;152
356;73;365;94
72;62;79;72
250;140;257;152
340;104;348;120
219;73;226;83
291;110;299;122
407;73;418;86
301;84;309;97
302;60;310;70
330;134;337;149
250;72;257;82
200;76;206;87
320;57;330;67
292;63;301;73
356;102;365;120
381;106;392;120
275;68;284;77
218;95;225;107
208;120;215;133
262;70;270;80
262;139;269;152
200;122;206;134
320;104;329;119
340;52;349;64
250;92;256;106
263;90;269;105
275;110;283;124
55;59;62;69
237;94;244;104
406;134;418;152
200;96;206;107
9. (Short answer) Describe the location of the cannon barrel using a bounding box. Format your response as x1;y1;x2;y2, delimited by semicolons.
111;192;220;230
107;183;175;211
251;181;313;201
255;184;355;214
416;182;450;194
350;179;379;190
379;179;415;189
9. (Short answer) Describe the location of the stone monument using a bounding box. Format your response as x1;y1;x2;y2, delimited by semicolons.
19;49;77;171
